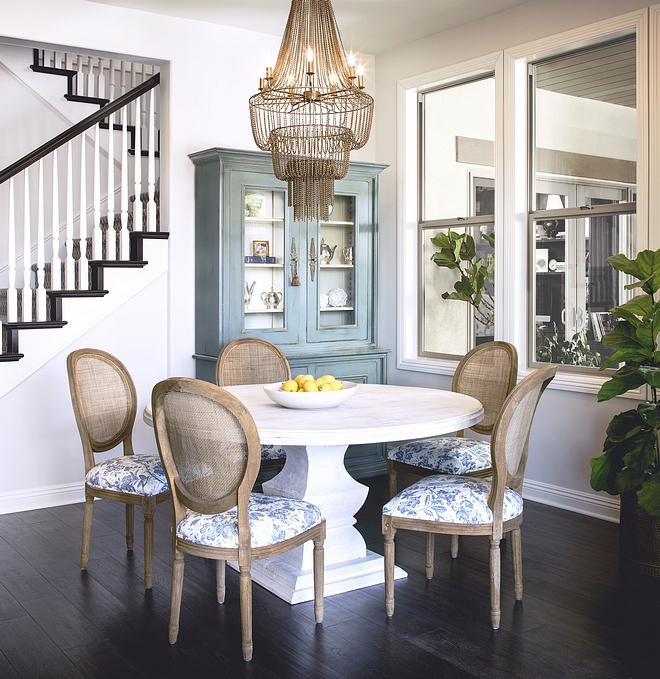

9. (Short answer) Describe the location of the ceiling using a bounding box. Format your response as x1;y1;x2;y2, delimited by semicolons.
88;0;532;55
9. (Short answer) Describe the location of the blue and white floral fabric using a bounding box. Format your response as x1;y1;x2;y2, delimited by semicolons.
86;454;168;496
383;475;523;525
388;437;491;475
261;444;287;461
177;493;324;549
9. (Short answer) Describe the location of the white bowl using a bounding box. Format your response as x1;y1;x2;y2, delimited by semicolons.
263;381;358;409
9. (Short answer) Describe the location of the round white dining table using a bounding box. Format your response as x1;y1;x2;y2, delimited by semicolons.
219;382;484;604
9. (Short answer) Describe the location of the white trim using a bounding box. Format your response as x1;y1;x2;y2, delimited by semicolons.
523;478;620;523
650;5;660;250
0;481;84;515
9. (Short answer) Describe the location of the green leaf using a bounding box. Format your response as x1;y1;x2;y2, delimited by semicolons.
442;290;471;303
482;233;495;248
637;475;660;518
602;322;648;350
612;294;654;320
430;232;452;249
621;429;657;470
597;372;646;401
639;401;660;427
459;235;476;262
607;253;645;280
614;469;646;494
605;409;644;441
589;454;621;494
430;251;459;269
639;366;660;388
600;348;651;370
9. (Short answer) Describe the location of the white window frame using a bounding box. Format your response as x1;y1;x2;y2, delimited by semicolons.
397;7;650;397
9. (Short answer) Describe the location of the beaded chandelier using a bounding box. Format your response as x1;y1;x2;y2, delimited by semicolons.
249;0;374;221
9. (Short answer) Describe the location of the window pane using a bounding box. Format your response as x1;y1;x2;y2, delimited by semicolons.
423;77;495;221
534;213;636;368
533;38;636;205
422;224;494;357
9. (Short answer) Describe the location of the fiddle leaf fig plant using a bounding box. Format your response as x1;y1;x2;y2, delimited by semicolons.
589;249;660;517
430;230;495;329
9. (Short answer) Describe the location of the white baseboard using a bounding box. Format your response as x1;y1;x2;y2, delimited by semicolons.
523;479;620;523
0;481;84;515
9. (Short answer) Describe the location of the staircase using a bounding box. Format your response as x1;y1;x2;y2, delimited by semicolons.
0;48;164;364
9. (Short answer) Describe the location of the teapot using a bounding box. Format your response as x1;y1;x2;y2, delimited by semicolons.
319;239;337;265
261;288;283;310
244;281;256;308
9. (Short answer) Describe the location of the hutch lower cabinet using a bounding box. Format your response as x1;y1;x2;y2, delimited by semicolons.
190;147;388;478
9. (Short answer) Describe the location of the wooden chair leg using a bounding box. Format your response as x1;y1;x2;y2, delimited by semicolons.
383;519;396;617
425;532;435;579
387;460;398;499
169;549;185;644
80;494;94;569
239;564;253;662
511;527;523;601
141;497;156;589
489;538;501;630
313;537;324;623
450;534;459;559
125;504;134;551
216;560;226;604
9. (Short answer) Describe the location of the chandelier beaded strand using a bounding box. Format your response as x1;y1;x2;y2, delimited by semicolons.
249;0;374;221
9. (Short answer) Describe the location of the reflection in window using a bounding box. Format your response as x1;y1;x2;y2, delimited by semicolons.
419;75;495;357
531;36;636;369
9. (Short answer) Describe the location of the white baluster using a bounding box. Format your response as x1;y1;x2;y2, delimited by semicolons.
36;159;46;320
51;148;61;290
107;109;115;259
76;54;83;97
108;59;115;102
7;177;17;322
147;87;156;231
79;135;88;288
65;52;71;72
65;141;75;289
87;56;94;99
119;102;129;259
97;58;105;102
22;171;31;321
93;124;102;260
130;61;136;93
133;96;142;232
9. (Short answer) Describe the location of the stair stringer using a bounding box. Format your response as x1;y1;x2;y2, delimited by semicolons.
0;236;167;399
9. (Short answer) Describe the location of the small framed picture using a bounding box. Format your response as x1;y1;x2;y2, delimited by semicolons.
252;240;270;257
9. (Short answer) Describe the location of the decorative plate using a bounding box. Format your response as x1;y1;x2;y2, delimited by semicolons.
320;293;329;308
327;287;348;307
263;382;358;409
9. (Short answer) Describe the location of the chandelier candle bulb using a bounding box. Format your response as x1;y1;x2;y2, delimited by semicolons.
356;63;364;89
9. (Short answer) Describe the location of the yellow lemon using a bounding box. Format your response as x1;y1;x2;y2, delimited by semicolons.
281;380;298;392
314;378;326;387
296;374;314;385
330;381;343;390
318;382;334;392
302;380;319;392
320;374;335;383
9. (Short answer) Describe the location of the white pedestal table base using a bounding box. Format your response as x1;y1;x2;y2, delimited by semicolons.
231;444;406;603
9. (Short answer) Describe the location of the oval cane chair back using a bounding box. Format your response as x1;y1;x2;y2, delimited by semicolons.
452;341;518;436
216;338;291;387
67;348;138;470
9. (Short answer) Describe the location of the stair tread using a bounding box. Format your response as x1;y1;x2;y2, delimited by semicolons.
47;289;109;297
3;321;67;329
0;354;24;362
88;260;148;266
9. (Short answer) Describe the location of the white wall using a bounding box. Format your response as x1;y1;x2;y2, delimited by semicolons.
375;0;651;521
0;0;376;512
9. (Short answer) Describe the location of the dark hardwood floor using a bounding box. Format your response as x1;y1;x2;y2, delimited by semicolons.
0;475;659;678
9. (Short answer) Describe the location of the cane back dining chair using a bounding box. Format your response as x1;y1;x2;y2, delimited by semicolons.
66;348;170;589
216;338;291;469
151;377;326;662
383;364;556;630
387;341;518;497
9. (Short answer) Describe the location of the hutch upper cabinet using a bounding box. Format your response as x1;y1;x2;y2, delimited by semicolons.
190;147;388;478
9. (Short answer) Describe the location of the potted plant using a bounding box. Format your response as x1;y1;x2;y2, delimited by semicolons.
589;249;660;575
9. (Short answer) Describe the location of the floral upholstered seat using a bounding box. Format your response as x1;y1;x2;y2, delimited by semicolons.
387;437;491;475
261;444;287;461
85;454;169;496
383;474;523;525
177;493;324;549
